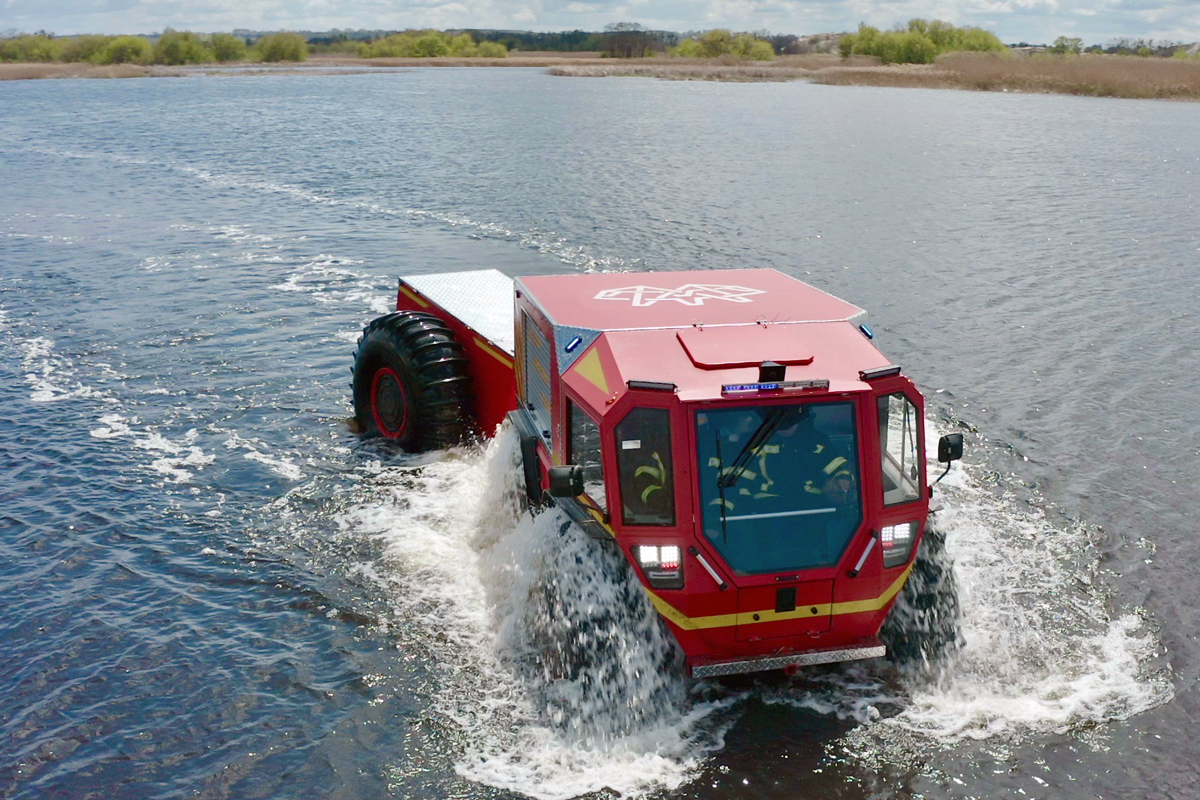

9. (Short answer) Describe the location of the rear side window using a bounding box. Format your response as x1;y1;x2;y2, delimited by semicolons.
879;393;921;505
569;401;606;509
616;408;674;526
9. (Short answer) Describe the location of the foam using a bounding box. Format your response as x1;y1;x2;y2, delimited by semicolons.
222;431;305;481
91;415;215;484
20;336;105;404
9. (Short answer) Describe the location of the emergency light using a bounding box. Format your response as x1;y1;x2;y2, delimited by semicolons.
635;544;684;589
721;379;830;395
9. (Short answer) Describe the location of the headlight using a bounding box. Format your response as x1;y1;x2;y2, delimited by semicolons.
880;522;917;568
635;544;684;589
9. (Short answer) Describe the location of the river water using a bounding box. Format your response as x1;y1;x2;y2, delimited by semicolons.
1;68;1197;799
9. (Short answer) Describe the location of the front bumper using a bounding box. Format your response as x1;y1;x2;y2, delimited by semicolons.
689;640;886;679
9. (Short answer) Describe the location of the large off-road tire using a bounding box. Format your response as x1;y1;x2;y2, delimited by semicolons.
880;518;962;672
352;311;471;451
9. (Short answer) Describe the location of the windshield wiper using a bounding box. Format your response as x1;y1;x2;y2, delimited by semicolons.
719;406;790;489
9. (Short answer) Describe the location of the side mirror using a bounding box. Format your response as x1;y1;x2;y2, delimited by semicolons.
547;465;585;498
938;433;964;464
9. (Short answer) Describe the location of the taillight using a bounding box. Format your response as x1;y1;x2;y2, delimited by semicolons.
880;522;917;568
635;544;684;589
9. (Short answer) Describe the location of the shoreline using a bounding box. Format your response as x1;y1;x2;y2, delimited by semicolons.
3;52;1199;101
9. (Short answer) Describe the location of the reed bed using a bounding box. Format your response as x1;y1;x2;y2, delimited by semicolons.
0;62;181;80
814;52;1200;100
545;53;880;82
546;63;816;82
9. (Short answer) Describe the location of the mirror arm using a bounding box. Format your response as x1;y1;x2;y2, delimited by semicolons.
932;462;953;487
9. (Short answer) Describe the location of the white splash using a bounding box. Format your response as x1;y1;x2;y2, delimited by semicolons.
887;453;1173;741
340;429;733;800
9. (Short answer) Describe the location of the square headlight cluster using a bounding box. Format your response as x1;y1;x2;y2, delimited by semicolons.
880;522;917;568
635;545;683;589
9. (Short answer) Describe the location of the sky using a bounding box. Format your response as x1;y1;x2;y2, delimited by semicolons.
2;0;1198;46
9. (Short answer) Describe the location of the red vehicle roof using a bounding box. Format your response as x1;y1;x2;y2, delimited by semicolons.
515;269;866;332
517;270;892;404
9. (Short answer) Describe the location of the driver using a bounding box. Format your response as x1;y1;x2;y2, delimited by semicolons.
734;407;855;511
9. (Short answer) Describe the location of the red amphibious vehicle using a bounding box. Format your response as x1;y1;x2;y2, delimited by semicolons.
352;269;961;678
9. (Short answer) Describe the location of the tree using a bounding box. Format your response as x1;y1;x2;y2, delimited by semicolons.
209;33;247;62
1050;36;1083;55
253;32;307;62
99;36;151;64
153;29;212;65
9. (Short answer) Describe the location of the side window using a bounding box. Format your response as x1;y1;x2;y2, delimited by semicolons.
616;408;675;526
569;401;606;509
879;393;921;505
522;311;553;437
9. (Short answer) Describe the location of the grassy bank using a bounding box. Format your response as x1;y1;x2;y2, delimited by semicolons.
813;52;1200;100
5;50;1200;101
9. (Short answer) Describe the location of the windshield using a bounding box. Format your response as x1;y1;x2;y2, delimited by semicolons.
695;402;861;575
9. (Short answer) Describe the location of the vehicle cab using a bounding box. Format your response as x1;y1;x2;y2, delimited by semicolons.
505;270;955;678
380;268;961;678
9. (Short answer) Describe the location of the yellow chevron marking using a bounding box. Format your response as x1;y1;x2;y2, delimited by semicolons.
573;347;609;395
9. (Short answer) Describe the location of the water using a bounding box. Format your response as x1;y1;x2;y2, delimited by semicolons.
1;68;1197;798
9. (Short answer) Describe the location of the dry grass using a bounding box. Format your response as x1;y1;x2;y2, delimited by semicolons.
814;52;1200;100
0;62;182;80
547;64;815;82
544;54;879;82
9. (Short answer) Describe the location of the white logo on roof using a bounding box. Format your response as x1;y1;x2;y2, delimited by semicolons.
594;284;765;307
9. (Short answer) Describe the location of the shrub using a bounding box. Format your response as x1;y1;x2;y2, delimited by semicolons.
253;32;308;62
209;33;247;62
411;32;449;57
58;34;113;64
359;31;506;59
671;39;704;58
448;33;477;57
98;36;152;64
153;29;213;65
0;34;62;62
476;40;508;58
840;20;1004;63
669;29;775;60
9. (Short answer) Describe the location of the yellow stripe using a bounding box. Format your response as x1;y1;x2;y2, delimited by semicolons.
474;337;514;368
398;284;430;308
584;505;616;539
645;563;914;631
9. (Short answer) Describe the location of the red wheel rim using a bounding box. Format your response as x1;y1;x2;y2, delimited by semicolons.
370;367;408;438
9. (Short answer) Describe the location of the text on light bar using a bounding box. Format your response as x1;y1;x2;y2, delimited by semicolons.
721;379;830;395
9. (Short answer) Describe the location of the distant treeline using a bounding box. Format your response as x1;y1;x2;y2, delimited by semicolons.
0;30;307;64
1010;37;1197;58
6;25;1195;66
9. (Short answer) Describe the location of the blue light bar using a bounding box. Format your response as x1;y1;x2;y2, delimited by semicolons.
565;336;583;353
721;379;830;394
